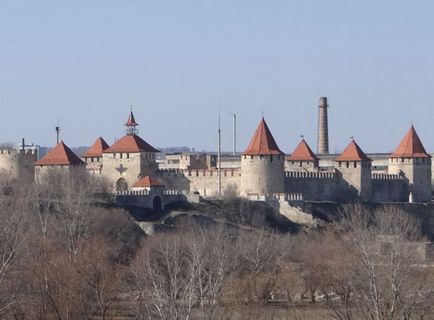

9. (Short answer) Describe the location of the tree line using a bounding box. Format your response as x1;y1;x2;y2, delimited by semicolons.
1;169;434;320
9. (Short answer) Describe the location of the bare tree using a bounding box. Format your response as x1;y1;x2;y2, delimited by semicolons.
131;234;197;320
0;175;29;317
77;237;125;320
188;227;235;320
225;230;292;306
307;205;434;320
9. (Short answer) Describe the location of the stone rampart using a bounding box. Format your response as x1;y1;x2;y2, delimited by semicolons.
156;168;241;198
371;174;408;202
285;171;337;201
0;149;37;184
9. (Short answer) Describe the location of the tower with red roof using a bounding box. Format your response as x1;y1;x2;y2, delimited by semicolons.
335;139;372;201
101;108;160;192
82;137;110;175
287;139;319;172
388;126;432;202
34;140;85;181
240;118;285;196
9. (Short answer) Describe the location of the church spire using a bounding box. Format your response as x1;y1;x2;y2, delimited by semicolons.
125;103;139;135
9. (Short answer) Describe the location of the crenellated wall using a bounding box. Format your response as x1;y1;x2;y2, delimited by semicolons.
284;171;338;201
156;168;241;198
0;149;37;184
371;173;408;202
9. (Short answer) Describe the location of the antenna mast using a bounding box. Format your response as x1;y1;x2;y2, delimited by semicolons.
55;125;61;144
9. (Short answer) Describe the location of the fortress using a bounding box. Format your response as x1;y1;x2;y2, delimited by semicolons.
2;98;433;210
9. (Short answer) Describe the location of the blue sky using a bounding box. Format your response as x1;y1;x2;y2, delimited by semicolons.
1;0;434;153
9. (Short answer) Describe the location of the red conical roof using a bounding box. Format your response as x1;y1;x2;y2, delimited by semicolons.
104;135;159;154
35;141;85;166
243;118;284;156
82;137;110;158
133;176;165;188
390;126;430;158
288;139;318;161
125;110;138;127
336;140;371;162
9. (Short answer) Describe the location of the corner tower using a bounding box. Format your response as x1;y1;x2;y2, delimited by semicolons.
317;97;330;155
388;126;432;202
240;118;285;196
335;139;372;202
34;141;85;182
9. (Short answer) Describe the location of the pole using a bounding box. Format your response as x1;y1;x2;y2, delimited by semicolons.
232;113;237;156
218;108;222;197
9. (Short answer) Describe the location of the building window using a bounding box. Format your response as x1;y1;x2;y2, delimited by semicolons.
346;162;349;168
354;162;357;168
299;161;302;167
113;153;116;158
127;153;130;159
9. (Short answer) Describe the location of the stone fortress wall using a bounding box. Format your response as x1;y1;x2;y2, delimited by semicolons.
3;97;433;206
156;168;241;198
284;171;337;201
0;148;37;184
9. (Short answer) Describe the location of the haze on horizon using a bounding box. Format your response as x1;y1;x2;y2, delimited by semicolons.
1;0;434;154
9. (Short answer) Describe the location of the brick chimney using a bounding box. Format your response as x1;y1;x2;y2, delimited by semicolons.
317;97;329;155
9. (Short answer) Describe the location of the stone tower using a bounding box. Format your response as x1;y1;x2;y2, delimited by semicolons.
317;97;329;155
82;137;110;175
286;138;319;172
335;139;372;202
0;148;38;184
388;126;432;202
240;118;285;196
34;140;85;182
101;109;160;191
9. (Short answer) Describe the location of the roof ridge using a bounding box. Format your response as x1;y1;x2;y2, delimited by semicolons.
391;126;430;158
82;137;110;158
336;140;371;162
288;139;318;161
242;118;284;156
35;141;84;166
104;134;159;154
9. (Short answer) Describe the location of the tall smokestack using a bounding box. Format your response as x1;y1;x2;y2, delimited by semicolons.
317;97;329;154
